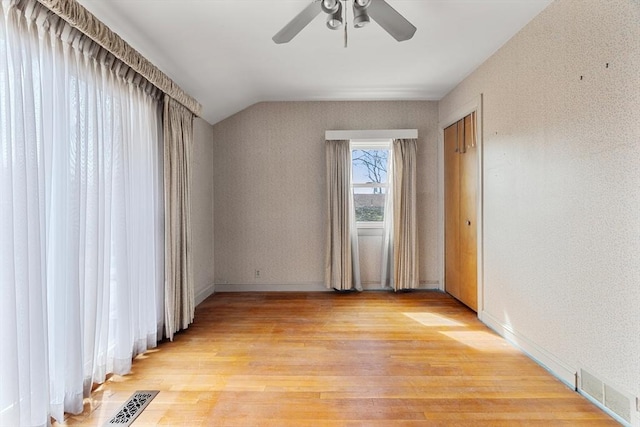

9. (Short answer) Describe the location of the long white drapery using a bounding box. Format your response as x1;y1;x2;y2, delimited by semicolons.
380;147;394;289
0;1;164;424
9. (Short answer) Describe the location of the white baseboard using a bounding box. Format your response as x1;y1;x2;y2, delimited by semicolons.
195;283;215;306
214;282;330;292
216;281;441;293
577;366;638;426
480;310;577;389
579;388;635;427
419;281;441;290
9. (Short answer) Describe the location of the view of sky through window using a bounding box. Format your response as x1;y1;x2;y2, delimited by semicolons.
352;149;389;222
352;149;388;184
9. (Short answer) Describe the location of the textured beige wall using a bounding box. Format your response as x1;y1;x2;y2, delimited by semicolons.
440;0;639;401
191;117;215;304
212;101;439;289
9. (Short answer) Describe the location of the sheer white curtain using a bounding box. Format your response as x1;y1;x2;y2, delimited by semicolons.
0;6;49;426
347;143;362;292
0;1;163;424
380;148;394;289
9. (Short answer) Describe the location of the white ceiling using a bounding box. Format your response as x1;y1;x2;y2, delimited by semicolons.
76;0;552;125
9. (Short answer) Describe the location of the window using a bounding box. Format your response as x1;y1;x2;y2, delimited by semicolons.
351;141;391;226
0;3;164;423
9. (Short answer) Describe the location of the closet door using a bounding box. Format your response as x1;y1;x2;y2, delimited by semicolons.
459;113;477;310
444;123;461;301
444;113;477;311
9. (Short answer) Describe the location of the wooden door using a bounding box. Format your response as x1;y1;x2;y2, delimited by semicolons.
444;123;460;301
444;113;478;311
459;114;478;309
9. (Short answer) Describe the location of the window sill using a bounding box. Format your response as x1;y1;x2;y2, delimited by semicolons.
356;221;384;229
357;226;384;237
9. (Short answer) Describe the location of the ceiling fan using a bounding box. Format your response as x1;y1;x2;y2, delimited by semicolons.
272;0;416;45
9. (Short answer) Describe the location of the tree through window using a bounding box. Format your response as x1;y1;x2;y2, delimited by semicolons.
351;146;390;223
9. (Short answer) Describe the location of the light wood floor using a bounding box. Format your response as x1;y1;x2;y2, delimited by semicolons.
57;291;616;426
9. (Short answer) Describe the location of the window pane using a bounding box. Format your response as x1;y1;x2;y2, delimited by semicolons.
352;149;388;184
354;187;386;222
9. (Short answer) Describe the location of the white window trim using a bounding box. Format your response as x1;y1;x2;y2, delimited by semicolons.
353;183;389;189
351;139;393;149
350;140;392;228
356;221;386;229
326;129;418;140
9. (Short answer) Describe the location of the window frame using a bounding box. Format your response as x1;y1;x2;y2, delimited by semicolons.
350;139;392;228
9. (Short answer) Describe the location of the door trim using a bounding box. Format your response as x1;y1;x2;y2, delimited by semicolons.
438;94;484;315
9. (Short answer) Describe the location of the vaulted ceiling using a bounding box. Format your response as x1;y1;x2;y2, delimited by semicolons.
76;0;552;125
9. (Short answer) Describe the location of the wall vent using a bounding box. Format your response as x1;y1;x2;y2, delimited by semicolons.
579;369;633;425
580;369;604;403
604;384;632;424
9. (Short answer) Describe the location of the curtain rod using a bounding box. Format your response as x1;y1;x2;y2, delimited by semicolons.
36;0;202;116
325;129;418;140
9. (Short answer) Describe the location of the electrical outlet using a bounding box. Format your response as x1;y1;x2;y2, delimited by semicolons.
255;269;261;279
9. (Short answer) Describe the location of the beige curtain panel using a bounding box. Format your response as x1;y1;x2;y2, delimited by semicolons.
324;140;354;291
393;138;419;290
36;0;201;115
163;96;195;340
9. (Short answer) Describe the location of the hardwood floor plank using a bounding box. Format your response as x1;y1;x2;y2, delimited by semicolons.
54;292;617;426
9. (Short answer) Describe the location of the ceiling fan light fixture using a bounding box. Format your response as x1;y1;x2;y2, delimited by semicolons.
272;0;416;44
321;0;339;14
353;15;370;28
326;2;343;30
353;2;370;28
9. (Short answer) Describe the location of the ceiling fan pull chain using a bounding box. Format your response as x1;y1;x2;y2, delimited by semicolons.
344;22;348;48
344;2;348;48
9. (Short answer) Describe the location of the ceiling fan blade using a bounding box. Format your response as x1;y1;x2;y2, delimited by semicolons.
368;0;417;42
273;0;322;44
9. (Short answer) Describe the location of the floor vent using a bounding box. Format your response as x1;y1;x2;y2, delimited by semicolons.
105;390;159;426
579;369;632;425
